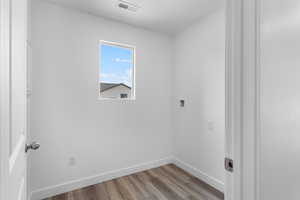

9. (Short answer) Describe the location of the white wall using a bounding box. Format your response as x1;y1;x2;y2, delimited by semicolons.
30;0;172;196
172;9;225;189
30;0;226;198
260;1;300;199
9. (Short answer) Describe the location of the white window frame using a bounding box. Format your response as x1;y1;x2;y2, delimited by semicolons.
98;40;136;100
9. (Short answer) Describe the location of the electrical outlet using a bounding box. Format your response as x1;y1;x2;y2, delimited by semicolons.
68;157;76;166
180;100;185;107
208;121;215;131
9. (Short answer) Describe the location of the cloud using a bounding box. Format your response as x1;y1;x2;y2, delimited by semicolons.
113;58;132;63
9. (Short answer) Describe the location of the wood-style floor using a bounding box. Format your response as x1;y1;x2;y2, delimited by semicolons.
45;164;224;200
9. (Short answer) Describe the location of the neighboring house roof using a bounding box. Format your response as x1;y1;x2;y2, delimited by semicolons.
100;83;131;92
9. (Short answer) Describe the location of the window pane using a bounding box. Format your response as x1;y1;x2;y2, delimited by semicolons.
99;43;134;99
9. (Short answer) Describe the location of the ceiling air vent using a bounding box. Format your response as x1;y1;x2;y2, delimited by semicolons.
118;0;140;12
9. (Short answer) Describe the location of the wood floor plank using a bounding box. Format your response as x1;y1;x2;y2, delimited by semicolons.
115;176;141;200
45;165;224;200
130;173;159;200
154;167;207;200
67;192;75;200
136;172;169;200
161;165;191;183
94;182;110;200
189;178;224;200
128;174;152;198
148;168;188;199
162;165;223;200
80;185;98;200
105;180;125;200
49;193;67;200
143;182;169;200
144;171;185;200
72;188;86;200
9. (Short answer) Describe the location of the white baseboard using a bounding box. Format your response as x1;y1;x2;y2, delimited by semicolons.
30;156;224;200
30;157;173;200
172;158;225;192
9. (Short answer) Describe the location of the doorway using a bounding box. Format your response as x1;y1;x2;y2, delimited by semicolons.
0;0;252;200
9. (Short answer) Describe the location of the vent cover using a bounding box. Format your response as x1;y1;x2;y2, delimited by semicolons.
118;0;140;12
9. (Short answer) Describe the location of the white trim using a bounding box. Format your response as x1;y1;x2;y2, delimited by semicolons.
9;134;25;173
30;157;173;200
99;40;135;50
98;40;136;101
225;0;261;200
17;178;25;200
30;157;227;200
1;0;28;199
225;0;243;199
254;2;261;200
173;158;224;193
0;0;11;199
240;0;261;200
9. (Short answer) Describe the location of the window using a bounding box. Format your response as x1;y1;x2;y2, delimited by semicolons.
99;41;135;100
120;93;128;99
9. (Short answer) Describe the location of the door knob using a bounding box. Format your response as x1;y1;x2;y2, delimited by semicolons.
25;142;40;153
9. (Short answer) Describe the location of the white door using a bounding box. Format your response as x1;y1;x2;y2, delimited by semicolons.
0;0;29;199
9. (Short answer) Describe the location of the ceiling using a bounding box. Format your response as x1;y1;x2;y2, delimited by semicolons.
44;0;224;35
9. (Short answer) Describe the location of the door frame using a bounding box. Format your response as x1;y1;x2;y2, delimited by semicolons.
225;0;261;200
1;0;28;199
0;0;11;199
1;0;261;199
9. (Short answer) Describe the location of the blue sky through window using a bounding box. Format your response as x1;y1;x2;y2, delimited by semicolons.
100;43;133;87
